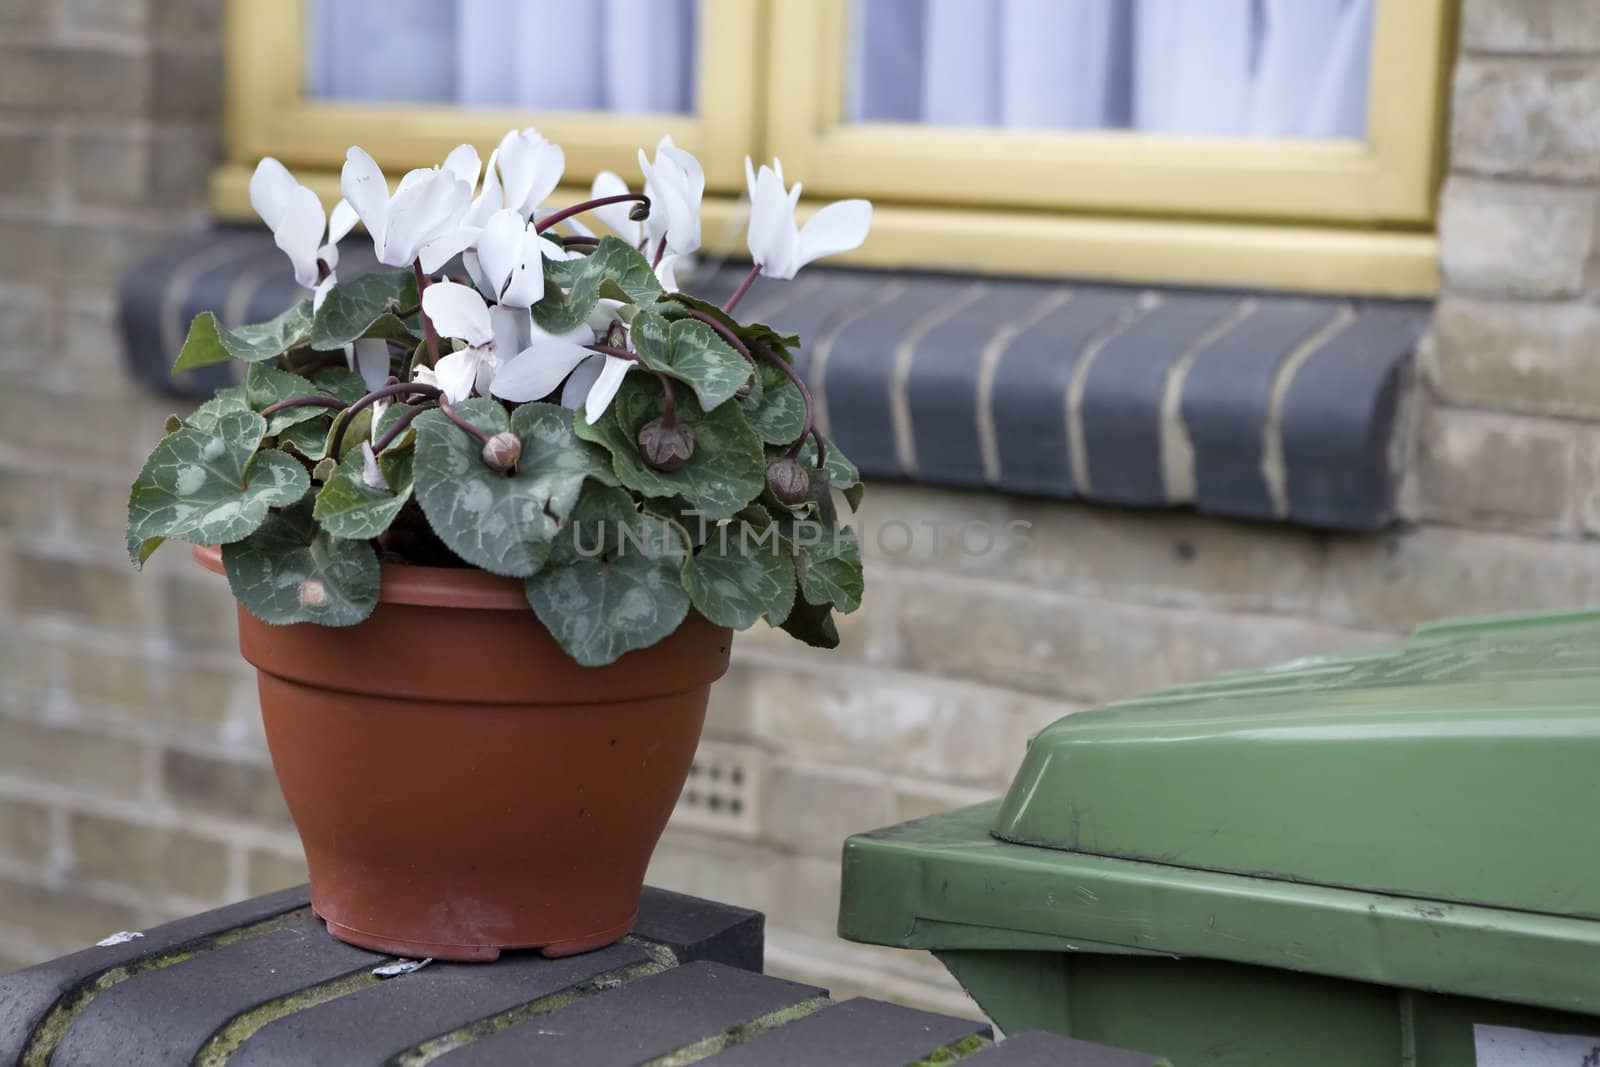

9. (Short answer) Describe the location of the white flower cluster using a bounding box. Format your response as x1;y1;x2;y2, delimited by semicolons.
249;129;873;424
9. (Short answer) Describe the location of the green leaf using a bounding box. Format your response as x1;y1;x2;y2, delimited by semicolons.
574;377;765;521
313;443;414;540
308;366;371;403
412;399;617;577
788;524;863;612
245;364;341;435
171;302;314;373
683;519;796;630
278;419;331;462
309;270;420;350
524;483;690;667
221;501;380;627
183;387;251;433
631;310;752;412
742;358;806;445
657;292;801;352
532;236;662;334
795;433;864;510
126;409;310;565
777;597;840;649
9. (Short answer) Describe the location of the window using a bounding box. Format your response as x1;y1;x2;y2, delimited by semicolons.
214;0;1453;296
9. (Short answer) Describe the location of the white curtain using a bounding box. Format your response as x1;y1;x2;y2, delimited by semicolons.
849;0;1372;138
306;0;698;114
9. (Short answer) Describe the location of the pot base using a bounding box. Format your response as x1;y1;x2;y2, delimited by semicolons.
320;908;640;962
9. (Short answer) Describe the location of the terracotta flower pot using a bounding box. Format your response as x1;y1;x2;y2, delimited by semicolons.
193;546;731;962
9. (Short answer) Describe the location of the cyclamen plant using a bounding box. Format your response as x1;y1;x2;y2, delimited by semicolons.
125;129;873;666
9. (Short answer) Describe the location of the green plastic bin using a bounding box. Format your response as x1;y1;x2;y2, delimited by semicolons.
839;608;1600;1066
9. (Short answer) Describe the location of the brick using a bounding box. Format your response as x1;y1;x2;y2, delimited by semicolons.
164;661;253;732
776;855;843;941
149;126;217;208
13;553;142;627
854;484;1328;618
149;43;222;122
764;763;892;858
161;748;290;827
149;0;221;37
63;129;151;207
158;573;239;652
68;811;228;897
1580;428;1600;536
1315;524;1600;631
890;573;1385;706
0;0;54;31
1462;0;1600;54
0;44;150;119
1417;408;1576;532
0;284;59;357
0;127;55;207
890;780;998;826
647;829;783;914
0;384;169;466
56;0;147;34
1452;57;1600;181
245;847;307;896
0;713;145;796
1431;297;1600;418
0;797;53;865
0;470;62;539
750;660;1059;786
1438;177;1598;299
0;875;143;951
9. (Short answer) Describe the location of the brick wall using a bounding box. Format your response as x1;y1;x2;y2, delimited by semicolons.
3;0;1600;1018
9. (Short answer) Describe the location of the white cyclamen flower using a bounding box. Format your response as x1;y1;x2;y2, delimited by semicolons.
588;170;642;245
467;128;565;227
341;145;479;271
744;157;872;280
638;136;705;256
462;209;564;310
249;157;357;306
421;281;591;405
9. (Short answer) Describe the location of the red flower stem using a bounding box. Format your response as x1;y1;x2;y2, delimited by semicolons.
439;394;492;446
413;261;441;368
370;403;429;453
327;381;442;457
534;193;651;235
681;307;755;365
561;235;600;248
258;395;346;417
722;264;761;314
652;238;666;269
748;342;815;461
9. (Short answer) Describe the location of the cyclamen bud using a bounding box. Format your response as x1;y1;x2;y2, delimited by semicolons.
766;456;810;504
637;417;694;471
481;432;522;473
628;200;652;222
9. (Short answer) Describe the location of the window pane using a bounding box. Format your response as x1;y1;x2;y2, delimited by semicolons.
847;0;1372;138
305;0;700;114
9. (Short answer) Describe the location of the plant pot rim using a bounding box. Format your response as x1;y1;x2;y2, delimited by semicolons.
192;544;533;612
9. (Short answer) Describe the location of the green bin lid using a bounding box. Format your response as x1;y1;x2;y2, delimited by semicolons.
992;608;1600;920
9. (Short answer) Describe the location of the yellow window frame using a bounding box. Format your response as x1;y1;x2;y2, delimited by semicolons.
211;0;1453;298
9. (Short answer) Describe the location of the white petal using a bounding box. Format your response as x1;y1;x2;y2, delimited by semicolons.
440;144;481;191
417;225;477;274
521;140;565;216
327;199;359;245
563;216;596;240
316;241;340;273
312;273;337;313
462;250;494;300
276;185;327;289
432;349;480;404
589;170;638;239
249;157;296;230
412;363;440;389
559;353;605;410
340;147;390;248
655;253;681;293
360;442;391;490
422;280;494;347
352;337;391;392
583;355;632;423
475;209;524;298
498;233;547;309
382;172;470;267
796;199;873;269
488;304;530;357
488;339;596;403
